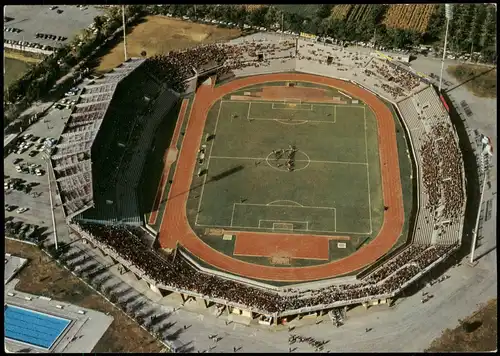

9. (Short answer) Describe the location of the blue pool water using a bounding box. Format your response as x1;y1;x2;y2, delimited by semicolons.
4;305;71;349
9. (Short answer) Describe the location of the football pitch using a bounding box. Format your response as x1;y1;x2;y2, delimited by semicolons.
190;82;384;237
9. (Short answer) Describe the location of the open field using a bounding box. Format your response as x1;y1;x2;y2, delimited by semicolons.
4;49;44;64
382;4;436;33
447;64;497;98
4;239;165;353
4;57;35;88
426;299;497;352
96;16;241;72
275;4;321;18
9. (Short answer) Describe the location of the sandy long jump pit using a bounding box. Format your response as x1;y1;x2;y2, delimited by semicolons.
157;73;406;282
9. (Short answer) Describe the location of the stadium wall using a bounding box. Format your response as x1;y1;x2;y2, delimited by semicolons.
231;58;296;78
180;247;361;292
393;102;421;245
183;71;198;95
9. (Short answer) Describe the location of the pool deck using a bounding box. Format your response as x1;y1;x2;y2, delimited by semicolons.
4;279;113;353
4;254;28;285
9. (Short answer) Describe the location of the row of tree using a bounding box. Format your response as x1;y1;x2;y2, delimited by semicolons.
144;4;496;60
448;4;497;62
5;4;496;126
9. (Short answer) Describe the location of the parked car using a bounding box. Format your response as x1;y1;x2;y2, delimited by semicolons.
16;207;29;214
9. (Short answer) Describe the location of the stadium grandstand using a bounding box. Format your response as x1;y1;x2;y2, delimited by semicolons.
52;58;178;225
49;33;467;323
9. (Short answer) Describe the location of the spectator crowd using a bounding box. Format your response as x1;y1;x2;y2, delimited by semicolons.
75;222;458;315
419;122;465;221
61;36;463;315
432;123;465;221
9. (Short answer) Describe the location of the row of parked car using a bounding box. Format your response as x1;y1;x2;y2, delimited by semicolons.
35;33;67;42
460;100;473;117
11;133;57;157
4;176;40;195
4;39;55;51
5;204;28;214
15;162;45;177
5;218;43;245
4;27;22;33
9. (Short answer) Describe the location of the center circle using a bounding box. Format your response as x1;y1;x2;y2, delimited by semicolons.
265;150;311;172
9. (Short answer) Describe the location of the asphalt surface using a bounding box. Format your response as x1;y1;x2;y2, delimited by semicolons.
4;94;78;243
4;5;103;49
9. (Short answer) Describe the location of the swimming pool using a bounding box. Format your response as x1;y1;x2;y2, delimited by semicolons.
4;304;71;349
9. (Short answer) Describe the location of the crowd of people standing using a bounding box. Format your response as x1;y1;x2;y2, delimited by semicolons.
76;222;458;315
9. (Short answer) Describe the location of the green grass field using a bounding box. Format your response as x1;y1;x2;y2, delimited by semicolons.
190;83;383;239
172;81;415;278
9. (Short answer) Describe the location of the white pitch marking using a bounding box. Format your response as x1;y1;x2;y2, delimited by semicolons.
235;202;335;210
195;101;223;225
249;117;335;124
209;155;368;165
194;222;369;234
266;200;303;207
274;119;309;125
220;99;365;109
246;102;252;121
230;204;236;227
364;105;373;234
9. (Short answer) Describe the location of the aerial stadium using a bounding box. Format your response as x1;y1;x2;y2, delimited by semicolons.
51;32;466;323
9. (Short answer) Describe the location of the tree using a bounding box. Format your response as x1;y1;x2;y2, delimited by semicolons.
316;4;333;19
264;6;281;29
455;4;476;52
480;6;496;51
468;5;487;56
248;6;269;27
93;15;106;34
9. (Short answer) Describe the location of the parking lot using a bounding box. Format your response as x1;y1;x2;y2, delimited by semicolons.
4;91;81;245
4;5;103;51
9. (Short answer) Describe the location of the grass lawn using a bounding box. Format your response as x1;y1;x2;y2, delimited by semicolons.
185;81;385;269
4;57;34;88
96;15;241;73
426;299;497;352
447;64;496;98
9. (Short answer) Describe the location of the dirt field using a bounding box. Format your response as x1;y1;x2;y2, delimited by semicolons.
426;299;497;352
96;16;241;72
5;239;166;353
447;64;497;98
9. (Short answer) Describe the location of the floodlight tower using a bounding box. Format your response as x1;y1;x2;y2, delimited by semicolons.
439;4;453;92
122;5;128;61
470;148;490;265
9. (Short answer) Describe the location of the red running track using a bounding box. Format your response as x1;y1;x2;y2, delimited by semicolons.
158;73;404;282
149;98;189;225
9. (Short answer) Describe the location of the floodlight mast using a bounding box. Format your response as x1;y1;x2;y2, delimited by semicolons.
470;157;488;264
122;5;128;62
439;4;453;92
